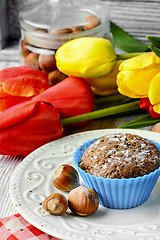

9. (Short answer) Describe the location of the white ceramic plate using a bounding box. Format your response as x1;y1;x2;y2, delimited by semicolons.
10;129;160;240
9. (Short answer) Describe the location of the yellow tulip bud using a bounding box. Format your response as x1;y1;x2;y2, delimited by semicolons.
117;52;160;99
56;37;117;78
85;60;122;96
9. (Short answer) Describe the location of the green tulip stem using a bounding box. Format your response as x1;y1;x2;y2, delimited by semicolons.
117;52;145;60
61;101;141;126
94;93;129;105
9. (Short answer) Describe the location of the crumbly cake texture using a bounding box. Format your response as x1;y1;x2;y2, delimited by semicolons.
80;133;160;179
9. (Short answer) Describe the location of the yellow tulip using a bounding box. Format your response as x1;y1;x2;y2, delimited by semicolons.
117;52;160;114
85;60;122;96
117;52;160;99
149;72;160;105
56;37;117;78
149;72;160;113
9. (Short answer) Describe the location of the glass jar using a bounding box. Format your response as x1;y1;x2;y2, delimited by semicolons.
19;0;111;85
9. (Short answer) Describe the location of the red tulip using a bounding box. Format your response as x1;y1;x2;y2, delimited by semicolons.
139;98;160;119
139;98;150;111
32;76;95;126
0;66;50;112
149;105;160;119
0;101;63;156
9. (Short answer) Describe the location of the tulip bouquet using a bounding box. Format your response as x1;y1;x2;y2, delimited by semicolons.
56;23;160;129
1;22;160;157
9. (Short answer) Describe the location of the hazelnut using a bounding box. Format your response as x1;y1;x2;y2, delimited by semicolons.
71;26;84;33
68;185;99;216
150;122;160;132
34;28;48;33
21;40;31;57
53;164;79;192
38;54;57;72
48;69;67;85
50;28;72;35
24;52;40;69
83;14;101;30
43;193;68;215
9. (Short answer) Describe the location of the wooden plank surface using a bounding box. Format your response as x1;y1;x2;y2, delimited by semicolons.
0;0;158;219
108;0;160;43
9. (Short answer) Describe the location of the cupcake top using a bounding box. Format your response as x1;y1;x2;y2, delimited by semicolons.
80;133;160;179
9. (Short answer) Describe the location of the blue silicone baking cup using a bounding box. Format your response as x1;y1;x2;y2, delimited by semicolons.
73;138;160;209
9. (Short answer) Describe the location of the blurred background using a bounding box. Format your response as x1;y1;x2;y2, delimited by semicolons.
1;0;160;49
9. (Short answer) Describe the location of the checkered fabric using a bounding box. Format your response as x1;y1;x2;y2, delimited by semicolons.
0;214;61;240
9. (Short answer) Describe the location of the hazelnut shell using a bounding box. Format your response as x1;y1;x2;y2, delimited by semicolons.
43;193;68;215
68;185;99;216
38;54;57;72
83;15;101;30
53;164;80;192
48;69;67;85
24;52;40;69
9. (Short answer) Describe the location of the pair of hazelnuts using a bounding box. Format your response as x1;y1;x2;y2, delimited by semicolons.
43;164;99;216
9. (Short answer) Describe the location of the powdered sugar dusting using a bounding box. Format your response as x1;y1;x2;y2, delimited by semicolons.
80;133;160;179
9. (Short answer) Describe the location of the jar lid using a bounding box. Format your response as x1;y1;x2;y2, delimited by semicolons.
19;0;110;49
20;0;109;31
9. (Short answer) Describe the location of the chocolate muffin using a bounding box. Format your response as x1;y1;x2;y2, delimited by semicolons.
80;133;160;179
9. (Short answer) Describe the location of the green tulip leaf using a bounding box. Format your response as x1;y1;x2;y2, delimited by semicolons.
147;36;160;48
118;114;160;129
150;46;160;58
110;21;149;53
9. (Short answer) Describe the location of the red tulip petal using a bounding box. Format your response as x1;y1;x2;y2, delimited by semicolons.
0;96;31;113
139;98;150;111
149;105;160;118
32;76;95;118
0;66;50;97
0;86;32;112
0;101;41;129
0;101;63;156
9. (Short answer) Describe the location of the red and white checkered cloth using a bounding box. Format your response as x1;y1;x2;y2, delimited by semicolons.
0;214;62;240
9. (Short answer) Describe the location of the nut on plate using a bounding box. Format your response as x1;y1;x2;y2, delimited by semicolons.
53;164;80;192
68;185;99;216
150;122;160;132
43;193;68;215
